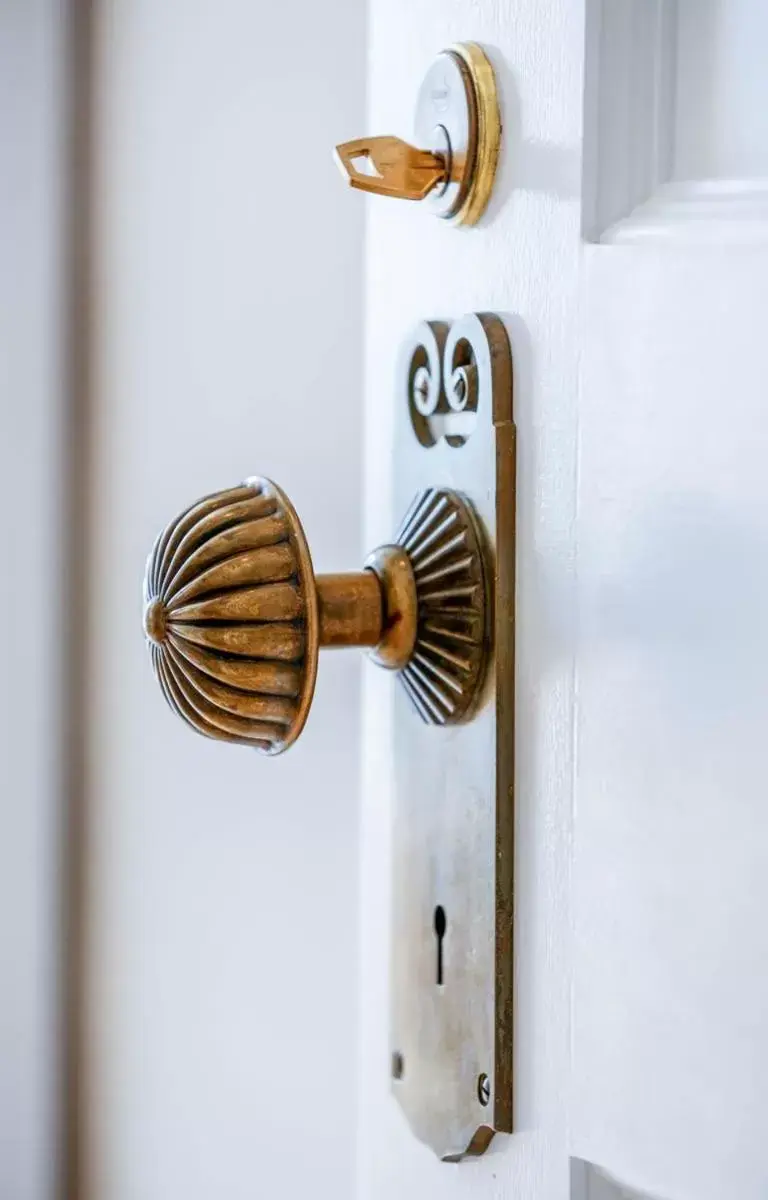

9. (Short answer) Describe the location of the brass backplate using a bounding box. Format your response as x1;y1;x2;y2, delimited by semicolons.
390;313;515;1160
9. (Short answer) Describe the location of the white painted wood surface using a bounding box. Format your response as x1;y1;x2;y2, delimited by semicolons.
572;1;768;1193
360;3;582;1197
572;245;768;1200
584;0;768;242
674;0;768;181
362;4;768;1200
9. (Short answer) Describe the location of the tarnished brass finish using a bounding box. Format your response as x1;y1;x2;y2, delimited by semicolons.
143;477;319;756
440;42;501;226
365;545;418;671
144;478;490;751
334;43;500;226
317;573;382;648
391;488;488;724
390;312;515;1163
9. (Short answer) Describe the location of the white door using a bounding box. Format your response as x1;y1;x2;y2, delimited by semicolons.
41;1;767;1199
574;4;768;1196
361;3;768;1200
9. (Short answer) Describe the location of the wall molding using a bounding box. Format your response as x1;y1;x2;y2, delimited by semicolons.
582;0;768;244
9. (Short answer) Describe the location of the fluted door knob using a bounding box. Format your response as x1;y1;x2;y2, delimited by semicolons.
143;477;488;754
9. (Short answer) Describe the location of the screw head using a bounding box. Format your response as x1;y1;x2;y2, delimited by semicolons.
477;1072;490;1107
448;362;477;413
411;364;437;416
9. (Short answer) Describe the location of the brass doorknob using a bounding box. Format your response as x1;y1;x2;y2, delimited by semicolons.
334;43;501;226
143;478;488;754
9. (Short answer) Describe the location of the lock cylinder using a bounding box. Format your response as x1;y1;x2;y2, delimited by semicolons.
334;42;501;226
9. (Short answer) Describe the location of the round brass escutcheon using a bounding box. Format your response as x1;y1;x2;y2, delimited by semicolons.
415;43;501;225
334;42;501;227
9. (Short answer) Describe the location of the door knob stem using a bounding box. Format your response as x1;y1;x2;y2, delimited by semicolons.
316;546;418;669
316;572;383;648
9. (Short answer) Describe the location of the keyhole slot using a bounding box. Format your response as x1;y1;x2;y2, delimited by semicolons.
433;905;446;986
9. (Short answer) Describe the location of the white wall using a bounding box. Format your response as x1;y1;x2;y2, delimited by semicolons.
90;3;364;1197
0;4;66;1198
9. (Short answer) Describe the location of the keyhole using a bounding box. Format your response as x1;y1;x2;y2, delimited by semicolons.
434;905;446;986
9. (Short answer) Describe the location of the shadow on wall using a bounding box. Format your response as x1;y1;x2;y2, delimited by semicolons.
482;46;581;231
571;1158;667;1200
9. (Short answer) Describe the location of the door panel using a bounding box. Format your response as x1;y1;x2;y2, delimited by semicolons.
363;3;768;1200
572;251;768;1200
573;5;768;1195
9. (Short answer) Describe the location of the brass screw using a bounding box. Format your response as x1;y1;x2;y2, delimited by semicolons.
411;365;433;415
448;362;478;413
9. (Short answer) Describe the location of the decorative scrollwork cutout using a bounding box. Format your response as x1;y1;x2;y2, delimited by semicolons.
404;313;507;449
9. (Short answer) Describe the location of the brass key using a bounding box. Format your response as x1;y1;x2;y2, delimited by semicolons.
333;43;501;226
334;135;447;202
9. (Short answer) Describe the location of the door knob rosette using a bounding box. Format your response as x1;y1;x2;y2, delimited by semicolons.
143;477;489;754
